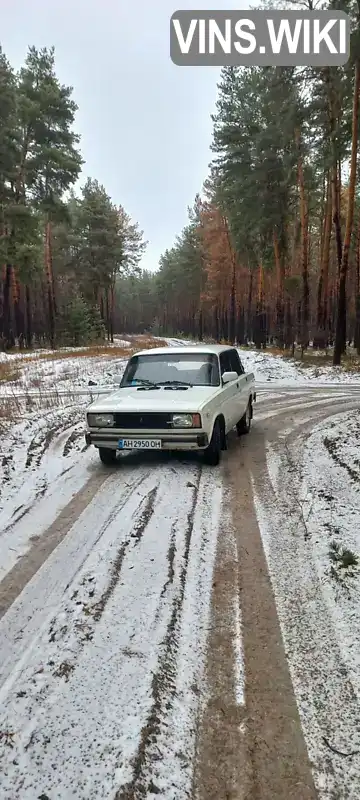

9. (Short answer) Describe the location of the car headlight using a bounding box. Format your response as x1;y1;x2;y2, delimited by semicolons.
87;413;114;427
171;413;201;428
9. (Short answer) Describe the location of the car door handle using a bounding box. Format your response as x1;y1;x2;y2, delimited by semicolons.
236;382;239;388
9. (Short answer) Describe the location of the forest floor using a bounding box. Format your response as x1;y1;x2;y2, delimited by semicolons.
0;337;360;799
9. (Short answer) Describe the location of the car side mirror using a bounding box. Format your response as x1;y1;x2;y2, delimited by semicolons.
112;374;123;385
222;371;238;384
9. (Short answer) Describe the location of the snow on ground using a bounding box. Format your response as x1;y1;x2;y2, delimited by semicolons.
239;347;360;385
0;355;130;579
0;404;97;581
0;337;194;578
0;352;136;579
1;336;360;796
0;336;191;398
300;412;360;696
1;337;359;577
0;334;224;798
1;338;360;401
0;351;129;395
252;408;360;798
0;463;222;799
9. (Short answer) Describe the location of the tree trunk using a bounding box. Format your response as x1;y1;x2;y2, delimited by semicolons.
45;221;56;348
334;61;360;365
223;214;236;344
354;211;360;354
105;290;110;340
316;173;331;347
228;258;236;344
274;228;285;346
12;267;23;344
2;266;13;349
246;268;253;342
295;128;309;352
214;305;220;341
254;264;266;349
198;307;203;341
109;284;114;343
237;306;245;345
25;284;33;349
284;298;293;349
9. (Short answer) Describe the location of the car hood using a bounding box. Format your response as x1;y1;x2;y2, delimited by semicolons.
86;385;218;413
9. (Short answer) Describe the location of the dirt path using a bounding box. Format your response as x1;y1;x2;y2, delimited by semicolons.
1;386;360;798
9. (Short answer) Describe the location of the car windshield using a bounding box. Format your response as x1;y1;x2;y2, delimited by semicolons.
120;352;220;387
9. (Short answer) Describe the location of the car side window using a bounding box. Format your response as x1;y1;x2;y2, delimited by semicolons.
219;351;233;376
229;349;244;375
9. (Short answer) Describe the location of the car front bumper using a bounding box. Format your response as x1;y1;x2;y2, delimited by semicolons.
85;429;209;450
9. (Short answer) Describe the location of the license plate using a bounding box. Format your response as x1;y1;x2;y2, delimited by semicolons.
118;438;162;450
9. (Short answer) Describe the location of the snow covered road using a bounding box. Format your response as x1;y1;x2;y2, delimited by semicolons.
0;460;222;798
1;372;360;798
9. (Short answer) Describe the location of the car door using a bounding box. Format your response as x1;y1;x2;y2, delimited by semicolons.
219;349;239;431
229;348;248;422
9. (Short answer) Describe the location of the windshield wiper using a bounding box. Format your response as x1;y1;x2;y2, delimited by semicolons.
156;380;192;387
126;378;158;387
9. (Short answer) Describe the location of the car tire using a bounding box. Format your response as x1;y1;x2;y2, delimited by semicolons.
99;447;117;465
236;401;252;436
203;419;222;466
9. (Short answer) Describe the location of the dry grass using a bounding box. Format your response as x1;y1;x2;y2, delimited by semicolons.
293;351;360;372
24;344;133;362
0;395;22;431
0;388;89;428
0;363;21;383
1;335;166;368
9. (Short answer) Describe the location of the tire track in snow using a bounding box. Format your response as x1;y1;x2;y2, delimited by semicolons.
111;469;223;800
92;486;158;622
196;387;360;800
35;482;161;688
0;411;87;542
24;407;84;469
115;472;201;799
159;522;176;602
3;385;360;799
195;496;248;800
0;464;223;800
62;426;88;457
0;466;151;684
250;391;360;798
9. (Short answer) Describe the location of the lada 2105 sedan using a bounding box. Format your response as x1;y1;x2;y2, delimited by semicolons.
85;344;256;467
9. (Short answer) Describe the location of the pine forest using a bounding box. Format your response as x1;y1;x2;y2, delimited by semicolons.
1;2;360;366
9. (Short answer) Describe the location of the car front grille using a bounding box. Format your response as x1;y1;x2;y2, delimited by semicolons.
113;412;173;429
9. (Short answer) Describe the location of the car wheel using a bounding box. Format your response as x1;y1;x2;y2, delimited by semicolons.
203;419;222;466
236;401;252;435
98;447;117;465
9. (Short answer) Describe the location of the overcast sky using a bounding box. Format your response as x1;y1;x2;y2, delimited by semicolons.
1;0;245;272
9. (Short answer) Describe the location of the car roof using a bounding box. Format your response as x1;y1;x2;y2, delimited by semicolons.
133;344;236;357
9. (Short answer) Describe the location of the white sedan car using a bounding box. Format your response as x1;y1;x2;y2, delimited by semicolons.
85;344;256;466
